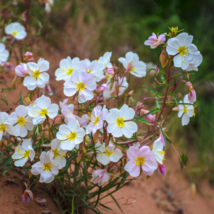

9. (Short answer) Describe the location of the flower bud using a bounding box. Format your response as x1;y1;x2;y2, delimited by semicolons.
127;90;134;97
186;82;196;102
3;62;14;71
154;66;159;75
96;83;108;93
140;109;156;123
158;164;166;176
22;192;30;204
25;52;34;62
107;66;114;76
15;63;28;77
43;81;53;95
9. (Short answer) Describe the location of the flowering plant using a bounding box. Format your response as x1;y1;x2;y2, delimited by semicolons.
0;17;202;213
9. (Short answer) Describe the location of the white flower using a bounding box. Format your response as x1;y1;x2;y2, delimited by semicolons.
31;151;59;183
56;119;85;150
51;139;67;169
28;95;59;125
92;169;109;186
166;32;202;70
98;52;112;68
106;104;138;138
12;138;35;167
0;112;13;140
5;22;27;40
103;77;128;99
86;105;109;134
64;71;96;103
95;141;123;165
23;58;50;90
152;137;165;164
118;52;146;78
45;0;54;13
76;59;105;82
186;51;203;71
55;57;79;81
178;94;194;126
0;43;9;63
8;105;33;137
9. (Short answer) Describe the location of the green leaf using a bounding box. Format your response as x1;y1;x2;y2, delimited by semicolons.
140;85;162;97
0;154;13;169
2;165;12;175
110;195;124;213
19;92;23;105
134;117;151;125
180;154;189;168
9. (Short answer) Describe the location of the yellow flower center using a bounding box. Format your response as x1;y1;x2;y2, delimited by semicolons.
131;67;135;72
135;156;145;166
42;162;52;171
177;46;188;56
93;117;99;125
76;81;86;92
53;148;59;158
66;131;77;141
12;31;18;36
104;148;113;156
66;68;74;76
116;117;125;128
86;69;92;73
33;70;41;79
16;116;26;127
0;123;6;132
23;150;30;159
39;108;49;117
183;106;188;114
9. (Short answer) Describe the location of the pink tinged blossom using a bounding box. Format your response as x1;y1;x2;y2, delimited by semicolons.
107;66;114;75
22;192;30;204
140;109;156;123
186;82;196;102
59;101;77;123
92;169;109;186
15;63;28;77
3;62;14;71
144;33;166;49
124;146;158;177
154;66;159;75
158;164;166;176
25;52;34;62
159;132;165;146
86;105;109;134
43;81;53;95
79;114;89;128
95;83;108;93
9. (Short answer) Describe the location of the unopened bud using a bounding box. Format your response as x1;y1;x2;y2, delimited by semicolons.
186;82;196;102
154;66;159;75
107;67;114;76
127;90;134;97
25;52;34;62
158;164;166;176
22;192;30;204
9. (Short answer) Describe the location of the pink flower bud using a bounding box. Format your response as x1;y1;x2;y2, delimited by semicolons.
158;164;166;176
4;62;14;71
96;83;108;93
154;66;159;75
25;52;34;62
107;66;114;75
22;192;30;204
186;82;196;102
140;109;156;123
92;169;109;186
15;63;28;77
43;81;53;95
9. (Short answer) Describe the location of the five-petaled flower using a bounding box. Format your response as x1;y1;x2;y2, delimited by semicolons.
144;33;166;49
5;22;27;40
152;137;165;164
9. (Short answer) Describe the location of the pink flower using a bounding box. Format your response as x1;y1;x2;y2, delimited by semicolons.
186;82;196;102
43;81;53;95
15;62;28;77
158;164;166;176
154;66;159;75
92;169;109;186
22;192;30;204
25;51;34;62
59;101;76;123
144;33;166;49
140;109;156;123
124;146;158;177
79;114;89;128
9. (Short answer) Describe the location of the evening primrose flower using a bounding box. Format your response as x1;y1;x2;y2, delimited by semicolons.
15;63;28;77
92;169;109;186
8;105;33;137
98;52;112;68
95;141;123;165
31;151;59;183
59;101;76;123
56;119;85;150
63;71;96;103
0;112;13;141
178;94;194;126
55;57;79;81
86;105;109;134
144;33;166;49
23;58;50;90
118;52;146;78
51;139;67;169
76;59;105;82
28;95;59;125
106;104;138;138
12;138;35;167
103;77;128;99
186;51;203;71
152;137;165;164
0;43;9;63
124;146;158;177
5;22;27;40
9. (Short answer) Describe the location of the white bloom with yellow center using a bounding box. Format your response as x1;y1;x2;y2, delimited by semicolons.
55;57;79;81
178;94;194;126
106;104;138;138
28;95;59;125
23;58;49;90
64;71;96;103
8;105;33;137
95;141;123;165
98;52;112;68
118;52;146;78
56;119;85;151
0;43;9;64
51;139;67;169
12;138;35;167
152;137;165;164
31;151;59;183
5;22;27;40
0;112;13;141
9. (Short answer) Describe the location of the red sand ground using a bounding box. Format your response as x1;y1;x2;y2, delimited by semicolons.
0;47;214;214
